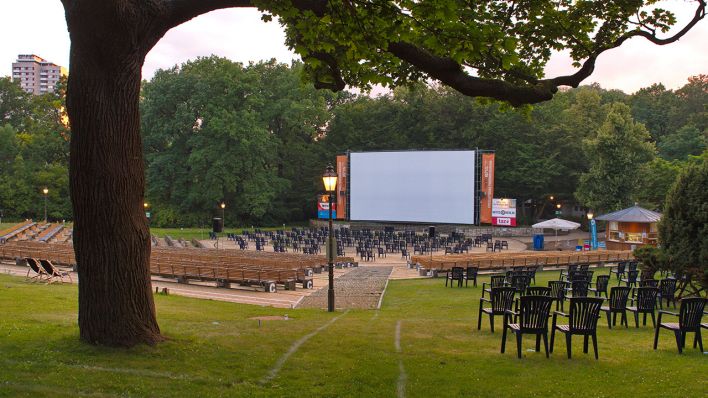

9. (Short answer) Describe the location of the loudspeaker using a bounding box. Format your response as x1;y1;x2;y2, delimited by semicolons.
212;217;223;233
428;226;436;238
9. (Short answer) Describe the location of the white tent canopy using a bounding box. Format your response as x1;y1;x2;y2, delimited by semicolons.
532;218;581;248
532;218;581;230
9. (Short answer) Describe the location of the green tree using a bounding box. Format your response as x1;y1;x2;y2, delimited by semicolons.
630;83;679;141
0;77;32;130
658;124;707;160
575;103;656;212
635;157;683;210
142;58;338;227
673;75;708;133
658;159;708;287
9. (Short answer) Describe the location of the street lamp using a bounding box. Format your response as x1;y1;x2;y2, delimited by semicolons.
322;164;338;312
42;188;49;222
220;202;226;228
587;211;595;251
144;202;150;225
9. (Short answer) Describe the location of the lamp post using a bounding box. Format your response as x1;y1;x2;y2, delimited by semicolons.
555;203;561;248
144;202;150;225
218;202;226;250
587;211;595;251
322;164;338;312
42;188;49;222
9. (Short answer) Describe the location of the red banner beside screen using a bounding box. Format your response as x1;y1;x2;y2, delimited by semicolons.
480;153;495;224
336;155;348;220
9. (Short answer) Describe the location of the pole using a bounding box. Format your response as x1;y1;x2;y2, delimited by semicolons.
44;195;47;223
328;193;334;312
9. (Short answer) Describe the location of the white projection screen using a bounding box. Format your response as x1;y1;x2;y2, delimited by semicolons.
349;151;476;224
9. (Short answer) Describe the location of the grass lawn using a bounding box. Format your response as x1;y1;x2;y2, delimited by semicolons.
0;223;16;232
0;269;705;397
149;224;308;241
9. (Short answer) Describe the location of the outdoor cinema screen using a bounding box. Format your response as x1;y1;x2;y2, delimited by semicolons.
349;150;476;224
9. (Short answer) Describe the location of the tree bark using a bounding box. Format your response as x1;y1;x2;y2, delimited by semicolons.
61;0;253;347
65;1;162;347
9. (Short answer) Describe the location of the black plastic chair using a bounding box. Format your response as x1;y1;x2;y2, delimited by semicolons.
509;275;531;295
657;278;677;309
589;275;610;298
502;295;553;358
446;266;464;288
609;261;626;280
626;287;658;328
567;280;589;298
621;270;639;288
526;266;539;285
548;281;567;311
478;287;516;333
551;297;604;359
526;286;551;296
654;297;706;353
638;279;658;288
482;275;506;298
464;266;479;287
560;264;578;281
600;286;631;329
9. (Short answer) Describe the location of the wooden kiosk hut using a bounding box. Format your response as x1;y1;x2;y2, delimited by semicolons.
595;204;661;250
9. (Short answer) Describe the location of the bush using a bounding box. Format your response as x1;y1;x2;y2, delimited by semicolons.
633;246;666;277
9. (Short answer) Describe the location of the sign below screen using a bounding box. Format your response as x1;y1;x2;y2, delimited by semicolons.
492;198;517;227
318;195;337;219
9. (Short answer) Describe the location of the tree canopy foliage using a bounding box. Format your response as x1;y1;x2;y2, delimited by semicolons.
0;77;70;221
574;102;656;213
255;0;706;105
658;159;708;287
111;57;707;226
2;64;705;226
141;58;346;227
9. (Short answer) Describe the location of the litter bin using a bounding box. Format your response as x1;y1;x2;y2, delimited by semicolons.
533;234;544;251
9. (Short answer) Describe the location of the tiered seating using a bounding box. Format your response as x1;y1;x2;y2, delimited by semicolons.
36;223;65;242
412;250;634;271
151;247;355;292
0;241;356;293
0;241;76;266
0;221;38;243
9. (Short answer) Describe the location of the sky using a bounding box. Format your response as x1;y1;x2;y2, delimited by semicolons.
0;1;706;94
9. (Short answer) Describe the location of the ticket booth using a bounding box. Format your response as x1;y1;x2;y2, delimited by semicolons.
595;204;661;251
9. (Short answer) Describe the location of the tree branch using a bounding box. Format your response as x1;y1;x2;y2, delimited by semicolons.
161;0;254;30
386;0;706;106
387;42;555;106
542;0;705;91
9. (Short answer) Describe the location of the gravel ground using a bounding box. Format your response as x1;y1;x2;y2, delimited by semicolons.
297;266;393;310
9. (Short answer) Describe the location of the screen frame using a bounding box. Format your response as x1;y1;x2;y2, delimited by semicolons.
346;149;479;225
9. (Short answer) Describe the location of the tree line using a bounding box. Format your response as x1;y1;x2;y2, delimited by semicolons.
0;61;705;226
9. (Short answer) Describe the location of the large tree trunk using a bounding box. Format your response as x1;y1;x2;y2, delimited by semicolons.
61;0;252;347
65;2;161;347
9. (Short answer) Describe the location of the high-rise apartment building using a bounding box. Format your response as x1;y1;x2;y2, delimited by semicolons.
11;54;68;95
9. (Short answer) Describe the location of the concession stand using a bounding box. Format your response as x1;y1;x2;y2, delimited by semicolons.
595;204;661;251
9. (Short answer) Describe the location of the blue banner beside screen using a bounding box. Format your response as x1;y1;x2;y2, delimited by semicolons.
590;219;598;250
